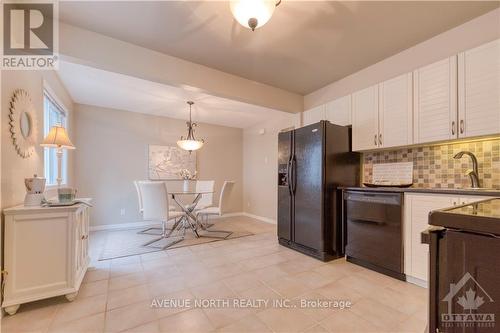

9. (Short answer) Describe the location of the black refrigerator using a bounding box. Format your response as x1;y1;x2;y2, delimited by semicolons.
278;120;360;261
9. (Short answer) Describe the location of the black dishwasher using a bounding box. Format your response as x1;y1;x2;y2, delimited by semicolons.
343;190;404;280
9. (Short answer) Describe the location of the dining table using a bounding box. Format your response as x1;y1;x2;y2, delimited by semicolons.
167;190;214;238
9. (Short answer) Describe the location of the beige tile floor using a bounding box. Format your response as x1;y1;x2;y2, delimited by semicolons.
1;216;428;333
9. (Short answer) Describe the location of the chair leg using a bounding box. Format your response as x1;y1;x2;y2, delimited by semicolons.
165;218;180;237
142;236;183;250
199;214;232;239
205;214;214;228
142;218;184;250
137;226;163;235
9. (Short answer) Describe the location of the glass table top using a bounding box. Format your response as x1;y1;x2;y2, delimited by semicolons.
170;191;214;195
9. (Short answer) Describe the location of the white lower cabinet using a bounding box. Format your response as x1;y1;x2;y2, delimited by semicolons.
404;193;492;287
2;201;92;315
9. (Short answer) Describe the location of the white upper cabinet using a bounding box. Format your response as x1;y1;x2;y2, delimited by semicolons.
352;85;379;151
458;39;500;138
303;104;326;126
325;95;351;126
413;57;458;144
379;73;413;148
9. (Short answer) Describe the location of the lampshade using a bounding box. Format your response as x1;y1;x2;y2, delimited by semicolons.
40;126;75;149
230;0;277;31
177;139;204;152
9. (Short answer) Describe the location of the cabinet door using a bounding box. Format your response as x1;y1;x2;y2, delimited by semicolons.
303;105;326;126
379;73;413;148
81;207;90;267
413;57;457;144
404;194;457;282
458;39;500;138
352;85;379;151
325;95;351;126
73;208;87;282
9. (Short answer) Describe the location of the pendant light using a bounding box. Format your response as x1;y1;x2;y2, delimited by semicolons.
177;101;204;152
230;0;281;31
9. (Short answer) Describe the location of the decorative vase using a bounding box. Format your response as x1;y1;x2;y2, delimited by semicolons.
183;179;189;192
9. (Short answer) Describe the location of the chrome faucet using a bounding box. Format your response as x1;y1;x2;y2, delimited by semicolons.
453;151;481;188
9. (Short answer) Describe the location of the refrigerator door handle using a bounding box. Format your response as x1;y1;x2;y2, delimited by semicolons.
291;156;297;194
287;158;292;195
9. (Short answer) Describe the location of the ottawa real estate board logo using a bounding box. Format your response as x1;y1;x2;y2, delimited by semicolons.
441;272;495;329
2;1;58;69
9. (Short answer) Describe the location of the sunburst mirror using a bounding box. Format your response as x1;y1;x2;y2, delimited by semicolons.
9;89;38;158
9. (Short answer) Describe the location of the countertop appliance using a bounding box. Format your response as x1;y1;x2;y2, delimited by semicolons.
343;190;405;280
24;174;46;206
278;121;359;261
426;198;500;333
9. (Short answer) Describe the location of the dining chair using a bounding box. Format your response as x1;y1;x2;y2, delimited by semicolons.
196;181;235;238
136;181;185;249
134;180;178;235
195;180;215;210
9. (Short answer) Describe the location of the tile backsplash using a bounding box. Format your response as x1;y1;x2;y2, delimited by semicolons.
363;139;500;189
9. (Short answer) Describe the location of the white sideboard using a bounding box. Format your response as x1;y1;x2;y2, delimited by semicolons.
2;200;92;315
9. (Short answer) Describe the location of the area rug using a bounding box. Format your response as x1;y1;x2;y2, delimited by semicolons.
99;226;254;261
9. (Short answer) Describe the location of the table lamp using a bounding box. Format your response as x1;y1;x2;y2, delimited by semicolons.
40;126;75;186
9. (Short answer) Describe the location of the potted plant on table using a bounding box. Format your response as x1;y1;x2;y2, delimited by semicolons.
179;169;197;192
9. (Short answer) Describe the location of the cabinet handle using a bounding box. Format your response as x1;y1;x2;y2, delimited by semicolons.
460;120;464;134
374;134;378;146
81;235;85;240
451;121;456;135
379;134;382;146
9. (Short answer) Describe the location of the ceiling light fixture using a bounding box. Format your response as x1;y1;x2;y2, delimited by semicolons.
177;101;204;153
230;0;281;31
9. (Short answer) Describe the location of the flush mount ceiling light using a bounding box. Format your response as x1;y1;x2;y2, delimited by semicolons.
230;0;281;31
177;101;204;153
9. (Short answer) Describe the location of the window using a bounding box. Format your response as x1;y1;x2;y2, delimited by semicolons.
44;91;68;186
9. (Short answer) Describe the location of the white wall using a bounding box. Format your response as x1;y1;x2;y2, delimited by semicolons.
305;8;500;109
243;113;300;221
74;104;243;227
1;70;75;210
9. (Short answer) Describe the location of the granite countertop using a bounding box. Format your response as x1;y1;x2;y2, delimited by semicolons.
341;186;500;197
429;198;500;235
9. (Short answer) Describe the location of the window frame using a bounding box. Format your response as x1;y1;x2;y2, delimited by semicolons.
43;85;70;187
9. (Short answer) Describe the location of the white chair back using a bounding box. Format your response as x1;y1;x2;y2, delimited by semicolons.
137;181;170;221
196;180;215;208
219;181;235;215
134;181;143;212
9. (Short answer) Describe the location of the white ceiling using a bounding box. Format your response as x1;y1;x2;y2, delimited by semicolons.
59;1;499;94
57;61;291;129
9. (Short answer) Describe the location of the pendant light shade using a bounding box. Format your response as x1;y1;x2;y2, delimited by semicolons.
177;101;204;152
177;139;204;152
230;0;280;31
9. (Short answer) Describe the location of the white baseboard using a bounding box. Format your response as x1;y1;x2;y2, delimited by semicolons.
90;212;247;232
90;221;158;232
406;275;428;288
241;212;276;224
